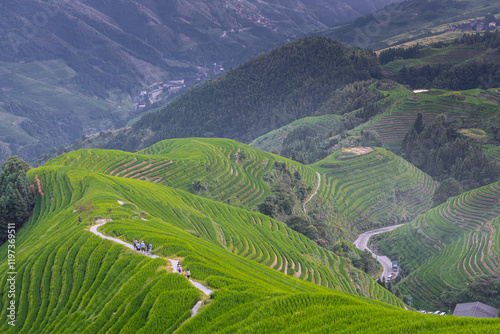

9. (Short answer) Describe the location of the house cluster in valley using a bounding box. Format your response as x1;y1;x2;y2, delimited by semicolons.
449;20;497;32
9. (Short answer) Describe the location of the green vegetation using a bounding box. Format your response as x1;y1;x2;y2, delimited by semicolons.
250;114;342;162
376;182;500;310
0;156;35;244
2;145;500;332
80;38;381;153
401;114;500;190
311;147;437;240
46;138;317;210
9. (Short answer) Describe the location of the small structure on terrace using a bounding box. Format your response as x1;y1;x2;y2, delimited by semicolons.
453;302;498;318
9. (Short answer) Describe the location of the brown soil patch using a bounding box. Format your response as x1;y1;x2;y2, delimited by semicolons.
342;147;374;156
35;174;44;196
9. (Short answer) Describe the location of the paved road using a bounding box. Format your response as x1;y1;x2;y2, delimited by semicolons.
353;224;403;281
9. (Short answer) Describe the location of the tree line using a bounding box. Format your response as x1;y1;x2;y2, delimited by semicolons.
0;157;35;245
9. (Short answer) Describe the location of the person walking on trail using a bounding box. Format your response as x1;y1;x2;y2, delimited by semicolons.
186;270;191;279
135;240;140;252
178;266;182;274
182;270;186;277
140;241;145;253
147;243;152;254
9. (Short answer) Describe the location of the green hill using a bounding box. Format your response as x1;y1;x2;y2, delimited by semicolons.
45;138;318;210
0;150;404;333
376;182;500;310
250;114;342;157
2;148;500;332
45;138;438;243
310;147;437;240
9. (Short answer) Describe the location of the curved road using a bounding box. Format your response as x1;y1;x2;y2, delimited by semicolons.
353;224;403;281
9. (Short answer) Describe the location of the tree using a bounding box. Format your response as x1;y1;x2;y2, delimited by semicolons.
0;156;35;245
432;177;464;207
413;112;425;134
75;201;98;225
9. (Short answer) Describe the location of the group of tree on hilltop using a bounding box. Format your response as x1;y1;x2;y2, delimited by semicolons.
401;114;500;193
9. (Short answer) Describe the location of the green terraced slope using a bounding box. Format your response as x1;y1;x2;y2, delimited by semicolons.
311;147;437;240
377;181;500;310
45;138;318;209
2;154;500;333
360;87;500;153
250;114;342;154
0;155;407;333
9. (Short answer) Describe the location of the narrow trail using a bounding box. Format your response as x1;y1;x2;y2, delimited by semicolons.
90;219;213;317
303;172;321;213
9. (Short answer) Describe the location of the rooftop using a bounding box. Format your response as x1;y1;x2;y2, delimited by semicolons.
453;302;498;318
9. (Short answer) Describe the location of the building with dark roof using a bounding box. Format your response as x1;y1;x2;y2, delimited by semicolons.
453;302;498;318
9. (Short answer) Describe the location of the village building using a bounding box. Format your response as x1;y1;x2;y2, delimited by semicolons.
453;302;498;318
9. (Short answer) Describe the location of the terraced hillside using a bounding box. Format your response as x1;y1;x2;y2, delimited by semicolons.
250;114;342;154
2;154;500;332
312;147;437;240
0;156;406;332
377;182;500;310
45;138;318;209
361;88;500;153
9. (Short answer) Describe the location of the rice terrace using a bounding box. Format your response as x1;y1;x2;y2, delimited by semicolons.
2;1;500;332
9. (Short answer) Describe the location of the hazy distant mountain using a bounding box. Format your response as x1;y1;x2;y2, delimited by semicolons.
0;0;401;164
319;0;500;50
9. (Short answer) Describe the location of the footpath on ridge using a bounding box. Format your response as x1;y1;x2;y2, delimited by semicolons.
303;172;321;213
90;219;213;317
353;224;403;281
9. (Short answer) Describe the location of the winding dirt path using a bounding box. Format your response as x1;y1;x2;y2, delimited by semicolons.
303;172;321;213
90;219;213;317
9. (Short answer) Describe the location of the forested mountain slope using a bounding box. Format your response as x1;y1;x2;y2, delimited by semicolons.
0;0;400;164
376;181;500;310
51;37;381;154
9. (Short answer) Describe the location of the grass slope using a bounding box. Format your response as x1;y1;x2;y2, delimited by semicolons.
357;85;500;154
45;138;318;210
377;181;500;309
2;156;500;332
311;147;437;240
250;114;342;154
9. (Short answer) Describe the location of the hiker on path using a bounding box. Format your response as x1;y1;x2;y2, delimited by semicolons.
178;266;182;274
182;270;186;277
147;243;152;254
135;240;140;252
186;270;191;279
140;240;145;253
